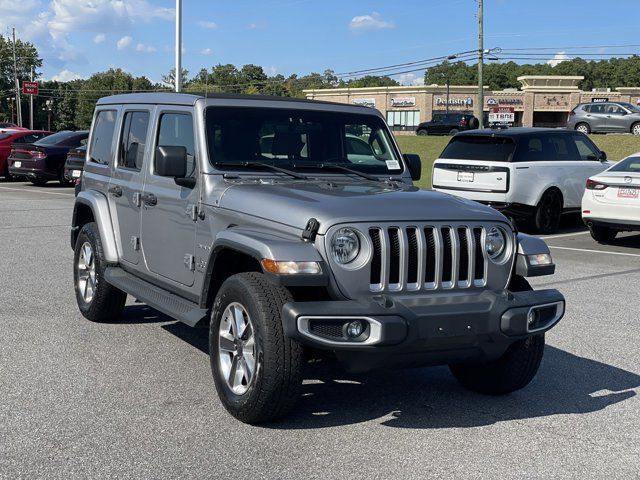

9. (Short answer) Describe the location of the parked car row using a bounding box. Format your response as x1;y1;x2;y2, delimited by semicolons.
1;128;88;186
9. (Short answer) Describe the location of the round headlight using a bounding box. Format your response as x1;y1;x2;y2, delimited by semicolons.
485;227;506;260
330;228;360;264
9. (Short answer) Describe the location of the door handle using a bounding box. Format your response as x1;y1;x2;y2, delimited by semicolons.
108;185;122;197
140;193;157;206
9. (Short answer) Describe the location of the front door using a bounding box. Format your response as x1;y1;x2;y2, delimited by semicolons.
140;109;199;287
108;108;152;266
604;104;629;132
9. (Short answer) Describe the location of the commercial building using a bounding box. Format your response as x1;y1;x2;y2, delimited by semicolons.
304;76;640;132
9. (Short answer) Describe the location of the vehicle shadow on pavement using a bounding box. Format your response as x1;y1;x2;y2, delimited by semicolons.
159;322;639;429
269;346;639;430
116;304;174;324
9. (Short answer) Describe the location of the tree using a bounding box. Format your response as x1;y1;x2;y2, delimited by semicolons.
162;68;189;89
0;34;42;123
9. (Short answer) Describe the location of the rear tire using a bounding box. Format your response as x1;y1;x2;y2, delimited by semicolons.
450;334;545;395
416;129;428;136
575;123;591;135
588;224;618;243
210;272;304;424
73;222;127;322
631;122;640;136
30;178;48;187
533;189;563;234
59;168;73;187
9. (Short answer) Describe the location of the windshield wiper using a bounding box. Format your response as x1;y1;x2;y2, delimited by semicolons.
214;161;308;180
294;162;383;182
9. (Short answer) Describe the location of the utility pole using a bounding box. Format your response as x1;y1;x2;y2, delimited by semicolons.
477;0;484;129
29;66;34;130
12;28;23;127
175;0;182;92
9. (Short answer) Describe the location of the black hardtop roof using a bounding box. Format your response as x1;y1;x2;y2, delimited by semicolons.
456;127;571;138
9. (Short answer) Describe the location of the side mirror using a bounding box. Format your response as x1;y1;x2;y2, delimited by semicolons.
403;153;422;181
156;145;187;178
599;151;607;162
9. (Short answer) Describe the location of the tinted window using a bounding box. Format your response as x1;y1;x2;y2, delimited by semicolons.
581;105;591;113
440;135;516;162
572;135;601;160
34;130;77;146
14;133;48;144
119;111;150;170
156;113;196;177
605;104;625;115
88;110;117;165
608;156;640;172
0;133;11;141
590;104;605;114
515;134;579;162
618;102;640;113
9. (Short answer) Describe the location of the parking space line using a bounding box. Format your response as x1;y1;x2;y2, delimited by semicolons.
0;186;74;197
548;245;640;258
541;231;590;240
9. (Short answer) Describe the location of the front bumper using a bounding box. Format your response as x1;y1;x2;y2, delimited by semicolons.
282;288;564;372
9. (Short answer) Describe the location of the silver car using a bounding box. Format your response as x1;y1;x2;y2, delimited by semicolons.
70;93;564;423
568;101;640;135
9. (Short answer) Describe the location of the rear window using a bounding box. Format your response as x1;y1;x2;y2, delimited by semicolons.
609;156;640;173
0;133;10;141
34;131;81;146
440;135;516;162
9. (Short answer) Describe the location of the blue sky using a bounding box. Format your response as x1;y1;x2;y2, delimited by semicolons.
1;0;638;84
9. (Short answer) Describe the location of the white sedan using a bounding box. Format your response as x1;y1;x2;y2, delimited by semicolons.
582;153;640;242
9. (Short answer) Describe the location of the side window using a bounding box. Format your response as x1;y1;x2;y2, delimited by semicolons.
572;134;601;161
156;113;196;178
119;111;150;171
548;135;579;161
607;104;625;115
88;110;117;165
590;104;604;114
582;105;591;113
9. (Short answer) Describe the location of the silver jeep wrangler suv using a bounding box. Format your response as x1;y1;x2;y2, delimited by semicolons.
71;93;565;424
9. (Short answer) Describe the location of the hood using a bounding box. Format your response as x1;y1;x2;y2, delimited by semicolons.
218;179;507;234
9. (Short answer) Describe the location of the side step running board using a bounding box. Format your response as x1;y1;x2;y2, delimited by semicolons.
104;267;208;327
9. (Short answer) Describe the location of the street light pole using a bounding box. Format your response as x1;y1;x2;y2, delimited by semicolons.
444;55;457;116
29;66;34;130
175;0;182;92
12;28;23;127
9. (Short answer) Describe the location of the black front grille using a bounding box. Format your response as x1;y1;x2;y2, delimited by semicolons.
407;228;419;284
457;227;470;283
473;227;485;281
424;227;436;284
388;228;401;285
309;321;344;339
441;228;453;283
369;229;382;285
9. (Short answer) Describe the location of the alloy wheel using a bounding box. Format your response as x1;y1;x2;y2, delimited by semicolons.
77;242;96;303
632;124;640;136
576;124;589;134
218;302;256;395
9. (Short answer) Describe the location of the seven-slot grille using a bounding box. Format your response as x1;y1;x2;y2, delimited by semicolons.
369;225;488;292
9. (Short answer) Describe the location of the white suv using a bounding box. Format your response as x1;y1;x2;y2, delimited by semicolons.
432;128;610;233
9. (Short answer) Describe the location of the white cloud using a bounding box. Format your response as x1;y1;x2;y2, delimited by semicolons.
247;23;257;29
117;35;132;50
266;65;278;76
397;73;425;86
548;51;571;67
93;33;106;44
198;20;218;29
136;43;156;53
200;48;212;55
51;69;83;82
349;12;394;32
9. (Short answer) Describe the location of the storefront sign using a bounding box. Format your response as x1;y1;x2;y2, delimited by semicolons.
486;97;523;106
489;107;515;124
591;97;609;103
351;98;376;108
435;96;473;107
390;97;416;107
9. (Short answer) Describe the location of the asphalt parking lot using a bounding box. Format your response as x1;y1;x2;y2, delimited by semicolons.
1;182;638;479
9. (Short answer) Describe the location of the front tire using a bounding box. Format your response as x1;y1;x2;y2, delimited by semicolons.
73;222;127;322
448;128;459;136
210;272;304;424
30;178;48;187
631;122;640;136
589;224;618;243
450;334;545;395
534;189;563;234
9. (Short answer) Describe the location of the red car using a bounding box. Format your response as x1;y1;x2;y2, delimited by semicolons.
0;129;52;180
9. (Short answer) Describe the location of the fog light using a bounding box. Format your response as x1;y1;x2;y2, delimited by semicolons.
346;320;364;338
527;309;539;328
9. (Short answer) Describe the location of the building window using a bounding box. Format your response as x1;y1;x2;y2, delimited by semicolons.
386;110;420;131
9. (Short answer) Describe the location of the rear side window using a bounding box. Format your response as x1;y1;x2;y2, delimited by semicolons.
15;133;48;144
440;136;516;162
156;113;196;178
89;110;117;165
118;111;150;171
590;104;605;114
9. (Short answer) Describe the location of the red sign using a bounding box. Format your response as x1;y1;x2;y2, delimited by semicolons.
22;81;39;95
489;106;515;124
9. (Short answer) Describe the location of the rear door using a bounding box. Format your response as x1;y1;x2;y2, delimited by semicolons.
108;107;152;267
140;108;199;287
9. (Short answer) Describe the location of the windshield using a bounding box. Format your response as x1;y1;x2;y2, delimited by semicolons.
440;135;516;162
619;102;640;113
609;156;640;173
205;107;402;175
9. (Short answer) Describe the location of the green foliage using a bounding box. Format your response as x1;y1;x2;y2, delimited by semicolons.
0;34;42;122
